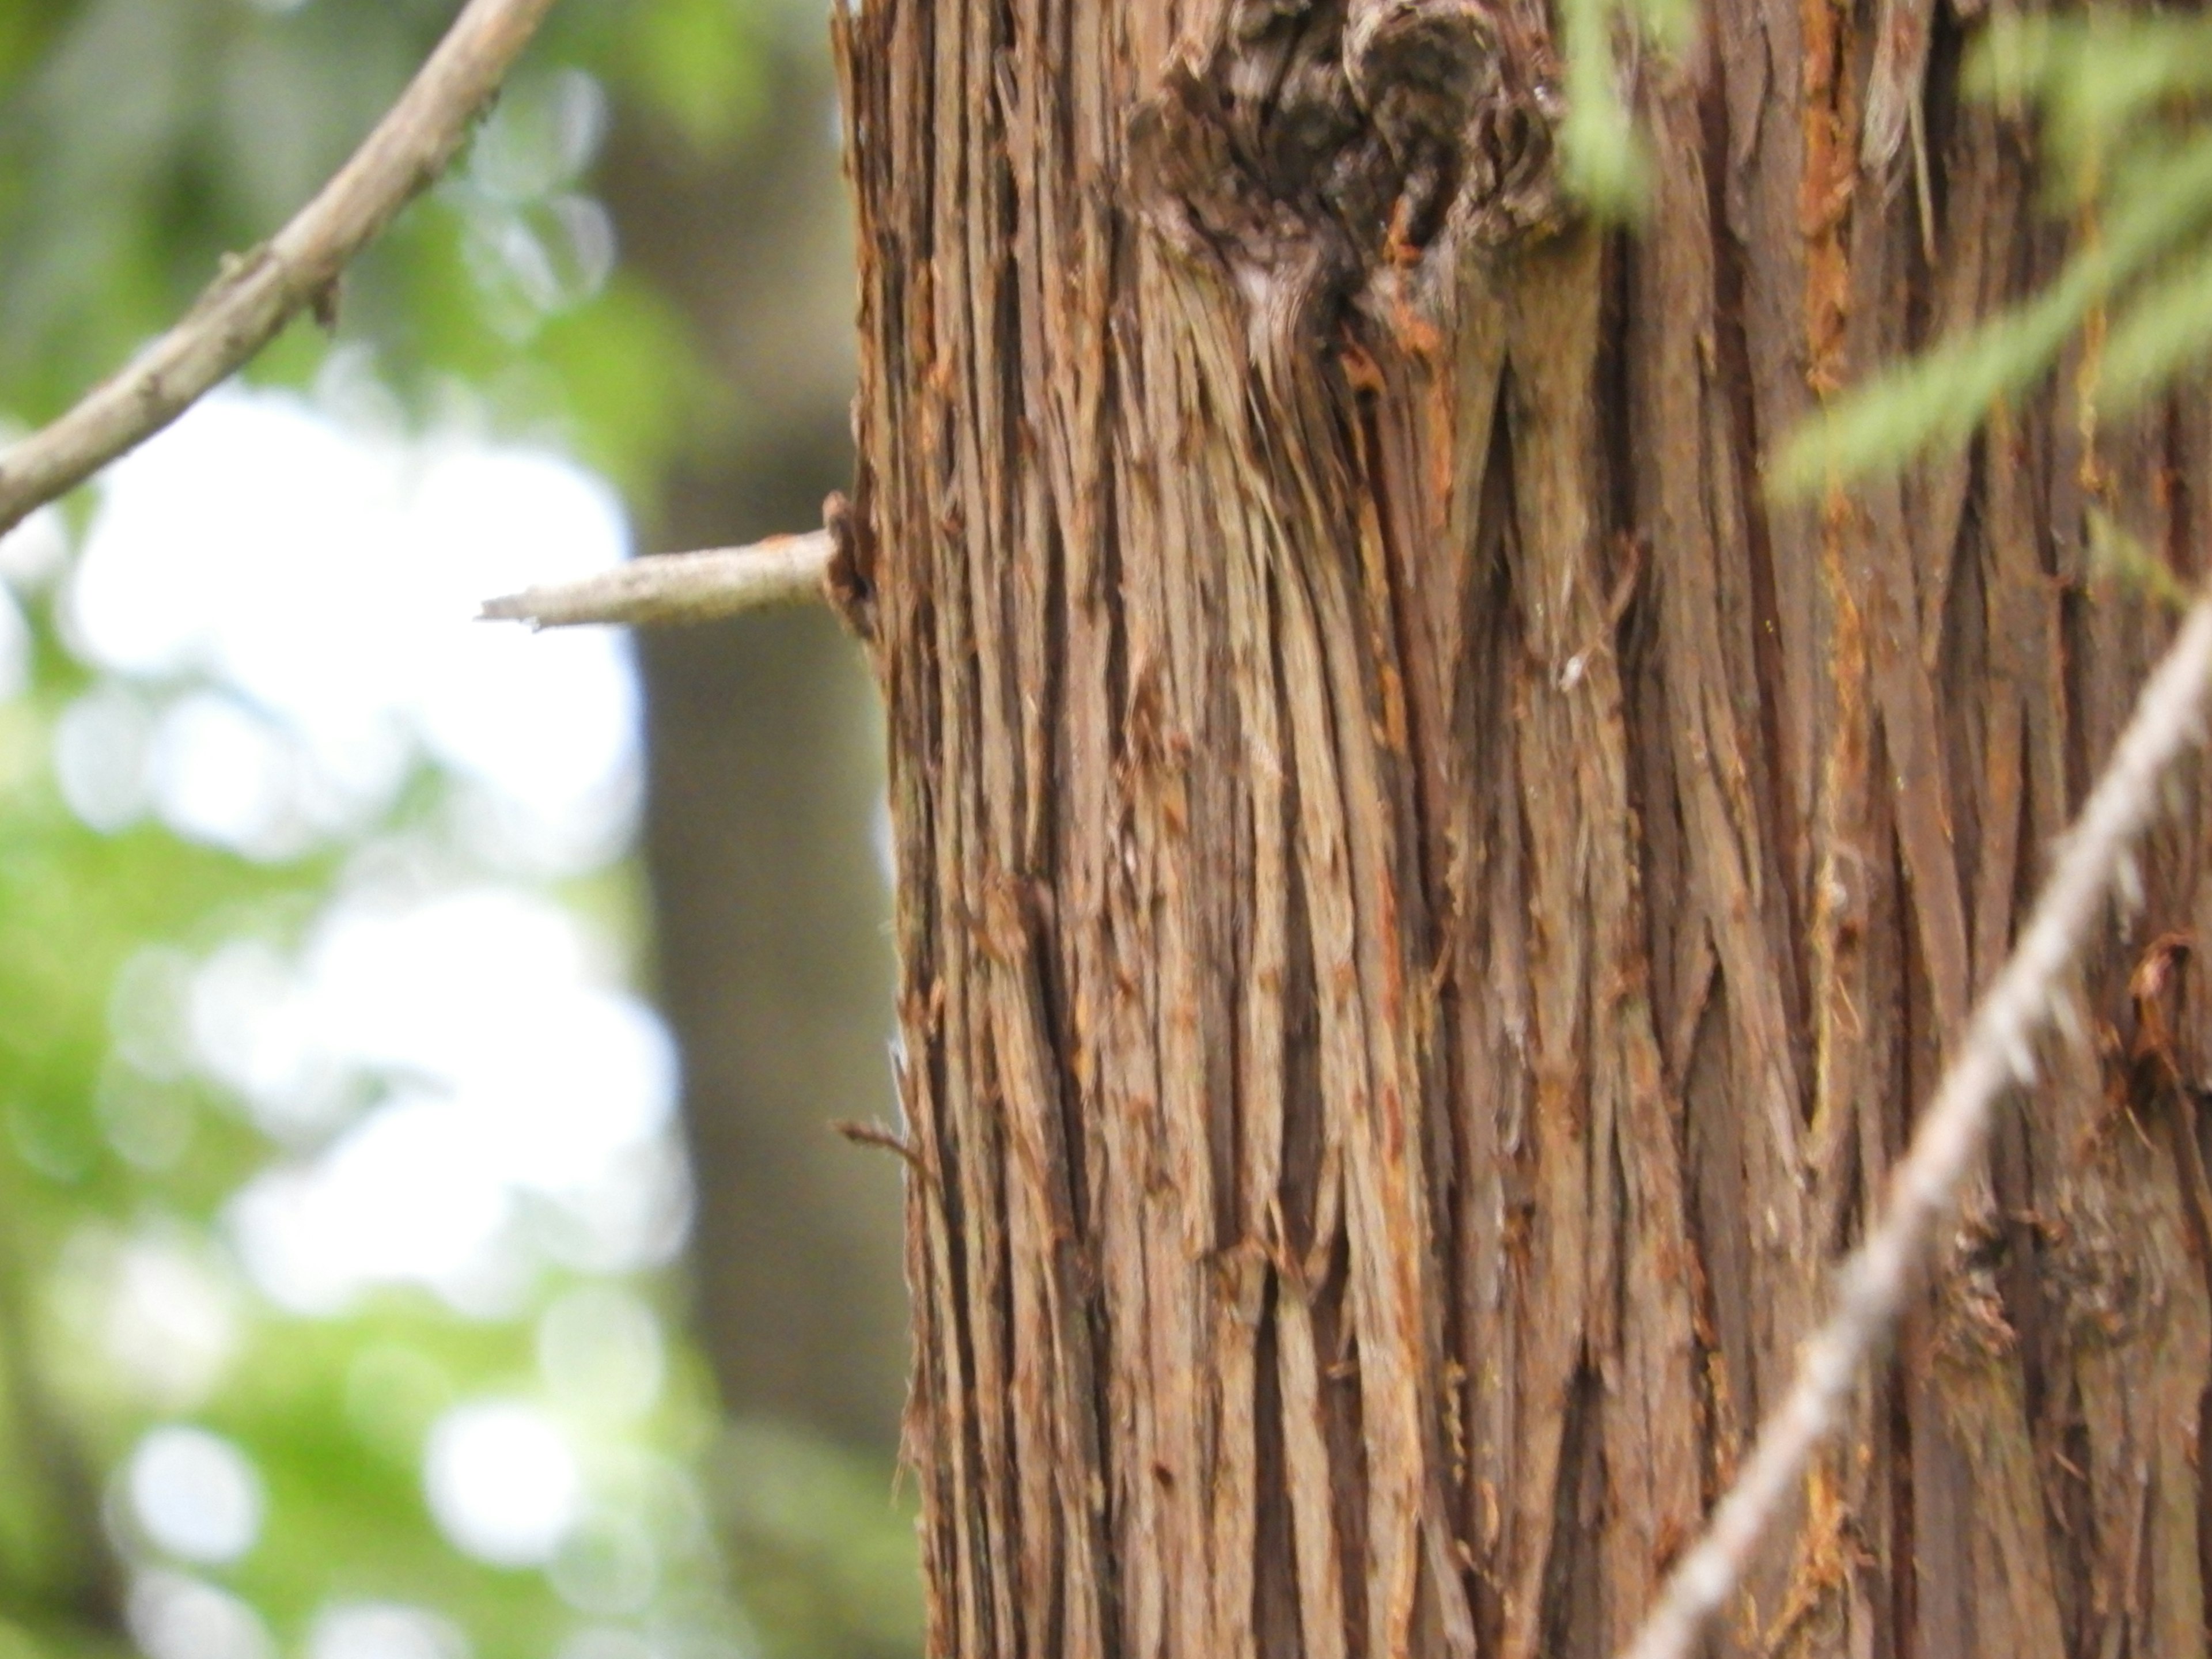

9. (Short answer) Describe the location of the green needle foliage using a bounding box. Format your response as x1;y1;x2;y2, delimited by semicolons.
1559;0;1691;216
1777;11;2212;492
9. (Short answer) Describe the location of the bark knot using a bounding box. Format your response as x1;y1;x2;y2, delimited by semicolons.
821;488;878;644
1128;0;1566;330
2047;1174;2168;1353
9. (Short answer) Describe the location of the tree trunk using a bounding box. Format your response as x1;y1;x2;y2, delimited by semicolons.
0;1181;121;1650
831;0;2212;1654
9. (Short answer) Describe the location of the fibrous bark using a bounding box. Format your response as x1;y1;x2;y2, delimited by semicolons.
832;0;2212;1653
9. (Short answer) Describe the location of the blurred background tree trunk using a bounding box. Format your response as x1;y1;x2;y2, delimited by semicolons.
0;1191;119;1656
601;39;916;1659
834;1;2212;1657
604;65;905;1457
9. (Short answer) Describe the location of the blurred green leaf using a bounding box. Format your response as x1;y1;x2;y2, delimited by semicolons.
533;275;717;505
1776;10;2212;494
2102;237;2212;400
1971;12;2212;181
1556;0;1664;218
618;0;767;155
1776;124;2212;492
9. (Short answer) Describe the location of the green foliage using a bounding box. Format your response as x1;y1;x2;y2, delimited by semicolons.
615;0;768;156
0;641;668;1659
1972;13;2212;183
0;0;716;494
1777;12;2212;493
0;5;918;1659
1557;0;1689;218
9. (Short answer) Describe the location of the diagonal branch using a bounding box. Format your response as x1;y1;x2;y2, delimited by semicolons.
1619;589;2212;1659
0;0;558;539
479;531;834;628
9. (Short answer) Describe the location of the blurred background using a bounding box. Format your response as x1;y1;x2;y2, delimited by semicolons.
0;3;914;1658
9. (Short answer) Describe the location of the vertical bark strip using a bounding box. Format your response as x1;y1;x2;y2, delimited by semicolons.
834;0;2212;1652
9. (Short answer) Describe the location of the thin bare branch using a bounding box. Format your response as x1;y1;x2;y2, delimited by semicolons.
833;1118;930;1177
479;531;834;628
1620;590;2212;1659
0;0;558;539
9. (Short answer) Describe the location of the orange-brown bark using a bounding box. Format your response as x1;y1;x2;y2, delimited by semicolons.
832;0;2212;1653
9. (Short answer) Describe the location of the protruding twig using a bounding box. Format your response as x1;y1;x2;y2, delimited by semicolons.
834;1118;930;1177
0;0;557;538
479;531;834;628
1620;590;2212;1659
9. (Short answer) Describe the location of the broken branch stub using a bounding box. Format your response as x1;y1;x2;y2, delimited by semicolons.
478;532;835;630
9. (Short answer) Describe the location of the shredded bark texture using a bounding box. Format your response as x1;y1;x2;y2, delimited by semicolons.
833;0;2212;1653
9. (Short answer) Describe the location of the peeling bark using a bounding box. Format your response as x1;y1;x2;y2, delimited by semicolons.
832;0;2212;1653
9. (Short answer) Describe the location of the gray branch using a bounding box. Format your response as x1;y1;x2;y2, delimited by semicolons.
1620;590;2212;1659
0;0;558;538
479;532;834;628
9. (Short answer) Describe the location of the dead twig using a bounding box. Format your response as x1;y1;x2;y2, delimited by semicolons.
478;531;834;628
1620;590;2212;1659
0;0;558;538
833;1118;929;1177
